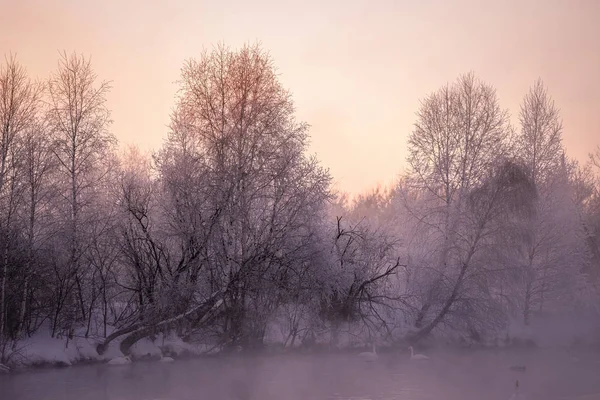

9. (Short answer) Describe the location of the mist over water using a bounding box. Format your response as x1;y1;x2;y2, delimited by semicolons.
2;349;600;400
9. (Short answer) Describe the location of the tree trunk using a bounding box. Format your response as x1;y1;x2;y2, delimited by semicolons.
0;239;10;340
411;260;470;342
75;275;86;322
97;292;223;355
414;303;431;329
85;282;96;338
17;275;29;337
102;284;108;338
119;296;223;356
524;281;532;326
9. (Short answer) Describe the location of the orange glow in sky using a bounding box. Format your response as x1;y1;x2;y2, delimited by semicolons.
2;0;599;195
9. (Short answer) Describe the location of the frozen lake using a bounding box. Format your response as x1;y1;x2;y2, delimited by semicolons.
2;348;600;400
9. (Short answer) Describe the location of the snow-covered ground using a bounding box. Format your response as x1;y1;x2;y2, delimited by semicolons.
9;333;98;367
3;330;220;371
2;309;599;372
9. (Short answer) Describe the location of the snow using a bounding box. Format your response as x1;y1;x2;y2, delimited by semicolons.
1;326;230;371
107;356;131;365
159;332;219;356
12;332;99;367
4;308;596;370
158;333;189;356
100;340;128;362
5;307;596;372
130;337;163;359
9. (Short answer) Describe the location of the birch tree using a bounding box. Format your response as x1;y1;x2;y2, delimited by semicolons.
0;55;43;343
512;80;589;324
516;79;564;186
403;72;514;341
47;51;115;335
14;114;57;337
161;43;331;348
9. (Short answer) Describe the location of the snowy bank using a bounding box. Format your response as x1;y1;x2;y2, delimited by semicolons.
3;331;222;371
3;309;599;372
7;333;99;368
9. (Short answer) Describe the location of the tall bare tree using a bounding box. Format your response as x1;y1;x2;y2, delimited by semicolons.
15;114;57;337
160;43;331;348
403;72;514;341
511;80;589;325
47;51;115;335
0;55;43;342
516;79;564;187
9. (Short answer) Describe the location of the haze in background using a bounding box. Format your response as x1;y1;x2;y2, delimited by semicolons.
1;0;599;195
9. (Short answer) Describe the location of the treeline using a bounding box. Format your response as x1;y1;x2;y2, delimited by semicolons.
0;44;599;360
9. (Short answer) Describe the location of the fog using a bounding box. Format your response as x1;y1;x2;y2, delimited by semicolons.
1;3;600;400
3;349;600;400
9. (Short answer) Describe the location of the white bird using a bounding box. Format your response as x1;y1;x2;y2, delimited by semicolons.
408;346;430;360
159;355;175;363
358;343;378;362
108;355;132;365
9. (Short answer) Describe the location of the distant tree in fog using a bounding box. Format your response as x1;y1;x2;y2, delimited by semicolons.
346;186;395;230
592;146;600;169
511;80;590;325
583;146;600;278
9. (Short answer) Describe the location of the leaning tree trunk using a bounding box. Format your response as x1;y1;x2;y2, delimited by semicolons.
96;322;143;355
119;297;223;356
96;291;223;356
410;261;470;343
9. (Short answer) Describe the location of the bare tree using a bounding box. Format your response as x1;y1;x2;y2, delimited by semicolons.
348;185;394;227
516;79;564;187
583;147;600;279
97;44;331;354
511;81;589;325
403;72;513;341
15;114;57;337
47;51;115;336
408;72;511;202
317;216;402;344
160;43;331;348
0;55;43;344
592;146;600;170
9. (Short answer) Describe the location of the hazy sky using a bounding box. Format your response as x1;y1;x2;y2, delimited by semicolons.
2;0;599;195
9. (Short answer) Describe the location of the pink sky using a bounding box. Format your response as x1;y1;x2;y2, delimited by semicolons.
2;0;599;195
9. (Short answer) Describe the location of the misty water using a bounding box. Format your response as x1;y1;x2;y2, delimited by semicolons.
2;349;600;400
